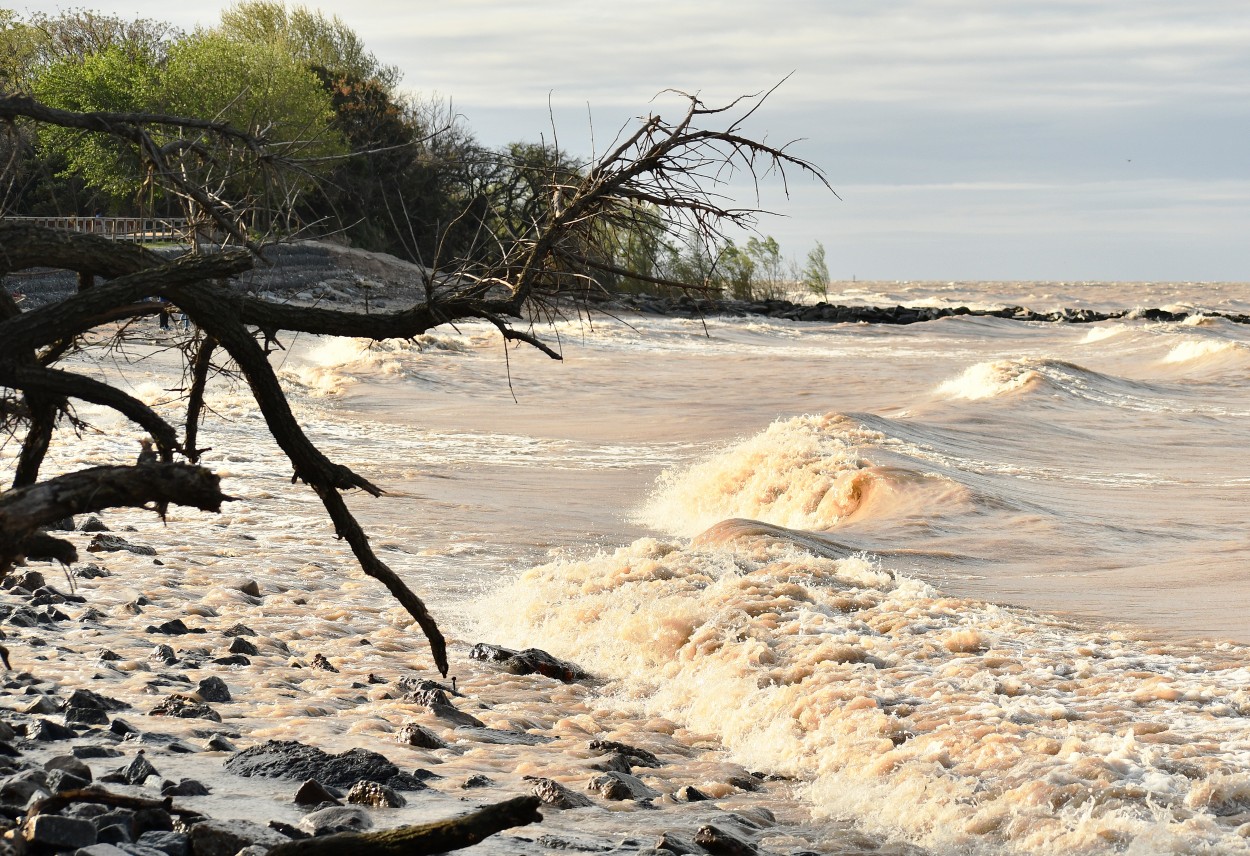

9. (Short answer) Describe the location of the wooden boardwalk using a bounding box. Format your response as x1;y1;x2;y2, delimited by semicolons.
2;215;191;243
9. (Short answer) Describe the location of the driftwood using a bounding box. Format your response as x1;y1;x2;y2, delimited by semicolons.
0;463;228;572
266;795;543;856
24;786;203;822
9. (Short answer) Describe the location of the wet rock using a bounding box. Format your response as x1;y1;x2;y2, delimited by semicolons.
97;648;122;661
104;752;159;785
80;517;110;533
75;564;111;579
150;645;177;665
73;746;123;760
404;687;485;728
160;779;210;797
588;739;662;768
11;570;46;590
694;824;756;855
675;785;710;802
1;773;50;804
265;823;307;842
310;653;338;672
65;706;111;726
461;774;494;789
227;637;258;656
195;677;230;704
133;806;175;836
150;695;221;722
221;623;256;638
346;781;405;808
67;689;127;712
22;695;61;715
87;534;155;556
110;718;139;737
76;845;131;856
297;806;372;836
136;831;190;856
210;654;250;666
725;774;761;793
470;642;588;682
92;809;135;839
203;735;236;753
588;771;660;801
225;740;418;790
236;580;261;598
148;619;189;636
655;832;706;854
46;769;91;793
534;833;614;852
587;753;633;774
396;676;460;697
25;814;98;848
525;776;595;809
293;779;342;807
187;818;289;856
29;717;77;740
395;722;447;750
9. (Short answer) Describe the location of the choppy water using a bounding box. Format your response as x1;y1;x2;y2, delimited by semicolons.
9;279;1250;854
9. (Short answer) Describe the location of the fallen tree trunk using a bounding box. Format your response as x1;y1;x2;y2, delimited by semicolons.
266;795;543;856
0;463;229;572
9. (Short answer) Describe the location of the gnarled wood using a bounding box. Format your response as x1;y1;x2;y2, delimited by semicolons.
266;795;542;856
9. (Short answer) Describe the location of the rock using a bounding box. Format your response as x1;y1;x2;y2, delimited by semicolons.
110;718;139;736
345;781;405;808
75;845;131;856
48;769;92;793
534;834;614;852
470;642;588;682
675;785;710;802
187;819;289;856
87;534;155;556
211;655;250;666
525;776;595;809
45;754;91;779
150;695;220;722
452;726;553;746
225;740;417;790
237;580;261;597
22;695;60;715
67;689;128;712
725;775;761;792
588;772;660;801
75;563;111;578
108;753;160;785
80;517;110;533
12;570;47;590
396;676;460;697
293;779;341;807
655;832;704;854
265;823;306;842
395;722;447;750
160;779;210;797
462;774;494;789
1;775;50;805
204;735;236;753
195;677;230;703
29;717;78;740
24;814;98;849
149;619;189;636
73;746;123;760
404;688;485;728
133;807;174;836
588;739;662;768
92;809;135;839
65;706;111;725
97;648;122;661
221;624;256;637
135;831;189;856
227;637;258;656
150;645;177;665
694;825;757;855
588;753;633;774
310;653;338;673
297;806;372;836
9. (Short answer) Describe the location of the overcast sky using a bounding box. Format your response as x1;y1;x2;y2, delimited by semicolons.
20;0;1250;281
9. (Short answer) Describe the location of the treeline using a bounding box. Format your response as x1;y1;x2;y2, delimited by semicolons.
0;3;828;298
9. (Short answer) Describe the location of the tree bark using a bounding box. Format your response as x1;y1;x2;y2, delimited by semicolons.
266;795;543;856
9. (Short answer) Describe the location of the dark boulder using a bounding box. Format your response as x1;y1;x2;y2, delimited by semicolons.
225;740;420;791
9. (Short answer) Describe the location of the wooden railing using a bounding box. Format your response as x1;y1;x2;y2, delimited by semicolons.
1;215;191;243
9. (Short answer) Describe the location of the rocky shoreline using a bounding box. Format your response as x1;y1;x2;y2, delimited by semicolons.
0;518;871;856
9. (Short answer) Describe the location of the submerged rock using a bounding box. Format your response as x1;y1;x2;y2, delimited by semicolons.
297;806;372;836
395;722;447;750
87;534;155;556
588;739;662;768
588;771;660;801
150;695;221;722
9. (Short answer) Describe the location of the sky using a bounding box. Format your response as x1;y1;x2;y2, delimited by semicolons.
16;0;1250;281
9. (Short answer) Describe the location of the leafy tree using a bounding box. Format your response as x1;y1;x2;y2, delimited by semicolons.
745;235;786;300
802;240;830;300
720;240;757;300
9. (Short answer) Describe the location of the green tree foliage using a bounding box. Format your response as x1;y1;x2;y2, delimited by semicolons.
745;235;786;300
31;45;162;199
802;240;830;299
